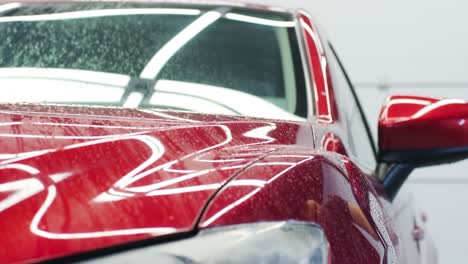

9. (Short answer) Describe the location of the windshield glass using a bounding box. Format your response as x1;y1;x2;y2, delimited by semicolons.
0;2;307;120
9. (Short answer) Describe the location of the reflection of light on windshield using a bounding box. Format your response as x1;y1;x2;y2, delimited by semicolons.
0;68;126;104
0;68;130;87
0;8;202;23
0;3;21;14
123;92;144;108
140;10;224;79
225;13;294;27
151;80;306;121
151;92;237;115
0;81;124;103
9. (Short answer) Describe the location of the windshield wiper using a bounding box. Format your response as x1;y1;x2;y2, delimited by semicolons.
121;77;156;108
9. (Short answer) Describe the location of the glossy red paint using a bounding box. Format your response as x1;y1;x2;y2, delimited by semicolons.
200;148;397;263
299;11;338;124
321;132;347;156
0;104;314;263
379;95;468;151
0;3;434;264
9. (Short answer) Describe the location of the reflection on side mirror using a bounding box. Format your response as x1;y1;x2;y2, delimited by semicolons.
379;95;468;166
377;95;468;199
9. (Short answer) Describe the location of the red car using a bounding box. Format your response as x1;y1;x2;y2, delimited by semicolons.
0;1;465;263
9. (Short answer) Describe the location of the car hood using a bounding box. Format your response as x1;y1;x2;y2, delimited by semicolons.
0;104;314;263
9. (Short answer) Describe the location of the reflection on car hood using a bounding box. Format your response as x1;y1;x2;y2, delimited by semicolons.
0;104;314;263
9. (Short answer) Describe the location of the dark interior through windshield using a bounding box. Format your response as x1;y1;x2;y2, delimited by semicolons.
0;2;307;120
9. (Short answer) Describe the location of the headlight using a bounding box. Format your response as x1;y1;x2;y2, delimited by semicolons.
86;221;329;264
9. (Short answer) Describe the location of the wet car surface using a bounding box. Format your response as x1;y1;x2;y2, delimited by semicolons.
0;1;452;263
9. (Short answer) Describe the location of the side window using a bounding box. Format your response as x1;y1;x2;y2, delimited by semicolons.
327;45;377;169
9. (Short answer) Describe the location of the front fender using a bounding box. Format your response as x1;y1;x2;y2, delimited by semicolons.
199;149;399;264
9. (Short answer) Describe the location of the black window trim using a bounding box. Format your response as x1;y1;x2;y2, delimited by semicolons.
328;43;378;164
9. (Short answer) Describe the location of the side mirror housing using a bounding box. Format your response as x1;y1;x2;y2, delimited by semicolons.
379;95;468;165
378;95;468;198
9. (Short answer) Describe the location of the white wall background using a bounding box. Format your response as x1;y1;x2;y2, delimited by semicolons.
252;0;468;263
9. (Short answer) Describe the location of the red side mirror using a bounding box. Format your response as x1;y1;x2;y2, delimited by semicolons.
378;95;468;165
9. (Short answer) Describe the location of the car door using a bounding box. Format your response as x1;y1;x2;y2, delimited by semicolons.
296;10;429;264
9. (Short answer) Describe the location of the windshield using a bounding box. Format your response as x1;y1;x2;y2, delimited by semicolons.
0;2;307;120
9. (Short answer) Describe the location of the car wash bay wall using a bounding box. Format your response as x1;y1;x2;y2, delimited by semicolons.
254;0;468;263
